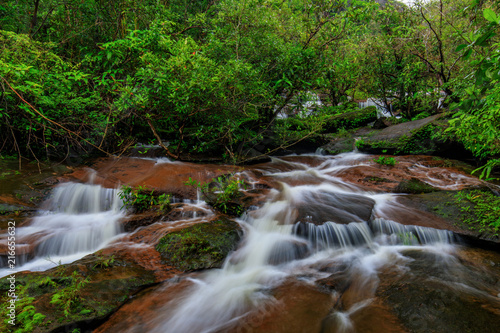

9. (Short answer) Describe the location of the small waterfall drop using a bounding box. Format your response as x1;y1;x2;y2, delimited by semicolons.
0;181;124;276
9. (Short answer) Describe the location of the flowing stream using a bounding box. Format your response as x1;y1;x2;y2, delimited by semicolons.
1;152;499;332
142;153;498;333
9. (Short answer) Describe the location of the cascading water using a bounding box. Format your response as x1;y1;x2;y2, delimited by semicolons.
149;152;483;333
0;180;124;277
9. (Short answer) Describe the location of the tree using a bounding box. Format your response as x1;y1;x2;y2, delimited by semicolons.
447;5;500;178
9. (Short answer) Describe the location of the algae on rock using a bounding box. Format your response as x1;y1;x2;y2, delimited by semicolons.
156;218;242;271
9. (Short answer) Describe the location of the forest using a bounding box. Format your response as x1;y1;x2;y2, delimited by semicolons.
2;2;500;332
0;0;499;174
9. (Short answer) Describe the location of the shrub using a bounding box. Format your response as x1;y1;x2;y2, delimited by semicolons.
118;185;171;213
373;156;396;166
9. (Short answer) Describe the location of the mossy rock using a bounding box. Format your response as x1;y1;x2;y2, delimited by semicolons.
0;253;155;333
356;114;445;155
321;106;378;134
322;137;355;154
394;178;438;194
156;218;242;271
397;188;500;245
203;191;245;216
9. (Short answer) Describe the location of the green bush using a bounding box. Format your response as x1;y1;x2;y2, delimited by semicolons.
373;156;396;166
185;175;245;215
118;185;171;213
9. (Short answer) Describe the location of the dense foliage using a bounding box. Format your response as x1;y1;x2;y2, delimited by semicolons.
0;0;499;169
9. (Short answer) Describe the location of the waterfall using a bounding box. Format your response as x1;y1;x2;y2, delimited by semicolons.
0;182;124;276
152;153;461;333
293;219;454;251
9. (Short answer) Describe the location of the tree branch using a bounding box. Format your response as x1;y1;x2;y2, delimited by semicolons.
146;118;178;159
0;76;113;157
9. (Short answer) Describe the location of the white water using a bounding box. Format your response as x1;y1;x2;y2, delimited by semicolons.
0;181;124;277
152;152;460;333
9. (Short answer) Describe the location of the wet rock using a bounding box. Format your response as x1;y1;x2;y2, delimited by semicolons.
156;217;243;271
228;278;335;333
394;178;438;194
0;203;36;214
332;155;483;193
0;252;157;333
164;203;213;221
356;114;448;155
296;191;375;225
397;189;500;245
0;160;71;209
66;157;239;200
378;252;500;333
94;279;195;333
121;213;164;232
267;239;310;265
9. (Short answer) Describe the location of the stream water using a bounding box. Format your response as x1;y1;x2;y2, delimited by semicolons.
1;152;499;332
144;153;498;332
0;178;123;276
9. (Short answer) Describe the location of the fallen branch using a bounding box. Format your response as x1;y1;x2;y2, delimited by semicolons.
146;118;178;159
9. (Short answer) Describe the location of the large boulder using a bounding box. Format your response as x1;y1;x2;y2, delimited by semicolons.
295;191;376;225
377;249;500;333
355;114;464;156
0;252;156;333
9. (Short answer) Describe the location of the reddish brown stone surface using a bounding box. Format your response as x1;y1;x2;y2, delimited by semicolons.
65;157;241;199
94;279;195;333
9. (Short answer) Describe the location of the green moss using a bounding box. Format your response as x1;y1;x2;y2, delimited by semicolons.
366;176;389;183
395;178;437;194
357;123;445;155
0;254;156;332
396;124;442;155
156;218;242;271
323;106;377;133
454;189;500;237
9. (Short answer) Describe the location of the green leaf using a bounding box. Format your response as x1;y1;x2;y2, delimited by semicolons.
464;48;473;59
475;31;494;47
455;44;468;52
483;8;497;23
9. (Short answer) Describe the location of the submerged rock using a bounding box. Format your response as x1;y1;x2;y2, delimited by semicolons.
267;239;310;265
296;191;375;225
156;217;242;271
